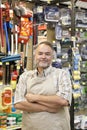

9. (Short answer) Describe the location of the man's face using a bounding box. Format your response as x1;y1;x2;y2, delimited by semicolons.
34;44;53;69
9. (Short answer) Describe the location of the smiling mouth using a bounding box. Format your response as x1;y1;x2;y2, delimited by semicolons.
40;61;48;63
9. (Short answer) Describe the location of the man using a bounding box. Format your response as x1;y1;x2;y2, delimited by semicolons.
14;41;72;130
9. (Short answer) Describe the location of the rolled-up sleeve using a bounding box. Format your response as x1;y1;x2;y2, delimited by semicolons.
56;69;72;105
14;73;27;104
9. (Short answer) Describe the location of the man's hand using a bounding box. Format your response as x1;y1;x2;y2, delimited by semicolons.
25;93;38;103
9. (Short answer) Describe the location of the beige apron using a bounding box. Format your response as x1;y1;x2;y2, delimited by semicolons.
22;72;71;130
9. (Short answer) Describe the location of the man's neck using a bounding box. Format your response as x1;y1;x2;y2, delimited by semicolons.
37;66;49;75
37;67;44;75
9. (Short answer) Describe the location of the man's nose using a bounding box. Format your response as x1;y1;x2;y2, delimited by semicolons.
42;54;46;58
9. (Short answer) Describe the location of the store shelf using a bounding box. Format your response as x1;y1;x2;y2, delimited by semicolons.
7;125;22;130
0;125;22;130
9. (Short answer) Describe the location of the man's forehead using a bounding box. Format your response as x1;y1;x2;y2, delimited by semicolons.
37;44;52;50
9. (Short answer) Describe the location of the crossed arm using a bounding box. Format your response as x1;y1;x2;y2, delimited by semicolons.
25;93;69;108
14;93;68;113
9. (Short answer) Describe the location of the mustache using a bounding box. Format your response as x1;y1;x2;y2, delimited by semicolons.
34;60;48;65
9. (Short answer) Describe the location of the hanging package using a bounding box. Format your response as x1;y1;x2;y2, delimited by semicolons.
44;6;59;22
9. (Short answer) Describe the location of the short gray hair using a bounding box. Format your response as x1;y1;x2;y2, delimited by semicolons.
34;41;54;51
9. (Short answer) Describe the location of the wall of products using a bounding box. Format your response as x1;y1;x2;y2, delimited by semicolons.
0;0;87;129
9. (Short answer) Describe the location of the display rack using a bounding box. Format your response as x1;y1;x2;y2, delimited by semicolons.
7;125;21;130
0;0;87;130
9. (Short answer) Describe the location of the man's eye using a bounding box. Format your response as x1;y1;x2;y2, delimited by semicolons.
38;53;43;55
46;53;51;56
38;52;51;56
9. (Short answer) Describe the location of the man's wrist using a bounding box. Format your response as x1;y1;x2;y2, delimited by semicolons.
35;95;40;102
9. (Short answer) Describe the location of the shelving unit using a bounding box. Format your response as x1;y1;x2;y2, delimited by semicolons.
7;125;21;130
0;0;87;129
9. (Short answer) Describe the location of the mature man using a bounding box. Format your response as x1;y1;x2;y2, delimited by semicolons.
14;41;72;130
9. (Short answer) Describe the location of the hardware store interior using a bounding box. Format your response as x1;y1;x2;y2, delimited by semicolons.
0;0;87;129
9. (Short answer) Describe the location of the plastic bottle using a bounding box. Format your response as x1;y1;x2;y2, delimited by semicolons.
2;87;12;106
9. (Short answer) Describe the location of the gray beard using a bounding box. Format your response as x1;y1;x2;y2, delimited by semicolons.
34;61;50;69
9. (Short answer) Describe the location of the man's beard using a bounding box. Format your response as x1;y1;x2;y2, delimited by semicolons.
34;61;50;69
